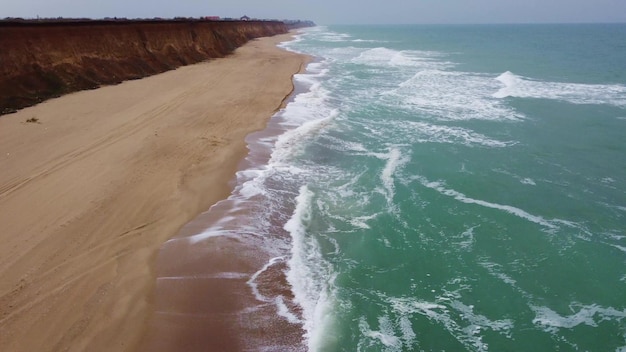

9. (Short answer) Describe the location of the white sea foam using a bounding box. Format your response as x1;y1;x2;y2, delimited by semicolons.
349;214;379;229
321;135;370;153
531;303;626;334
184;229;242;244
380;148;407;205
384;69;524;121
178;51;334;235
450;301;514;338
273;109;338;165
494;71;626;107
285;186;336;351
602;177;616;183
315;170;384;232
458;225;478;250
479;260;521;291
611;244;626;254
388;295;513;352
247;256;285;303
351;39;386;43
493;168;541;187
358;316;404;350
352;47;452;70
300;27;353;43
398;315;417;346
275;295;302;324
233;65;336;201
393;120;516;147
319;32;352;42
157;272;249;280
415;176;558;229
278;34;303;48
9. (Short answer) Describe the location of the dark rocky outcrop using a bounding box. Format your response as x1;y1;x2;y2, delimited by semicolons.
0;20;288;115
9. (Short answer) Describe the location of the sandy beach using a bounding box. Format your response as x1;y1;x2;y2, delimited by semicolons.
0;32;308;352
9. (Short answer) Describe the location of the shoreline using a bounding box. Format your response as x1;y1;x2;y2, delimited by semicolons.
0;32;309;352
138;52;315;350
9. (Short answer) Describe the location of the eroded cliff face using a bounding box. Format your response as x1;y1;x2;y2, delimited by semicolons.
0;20;288;114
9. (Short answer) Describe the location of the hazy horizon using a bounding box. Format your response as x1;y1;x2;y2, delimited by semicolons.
2;0;626;25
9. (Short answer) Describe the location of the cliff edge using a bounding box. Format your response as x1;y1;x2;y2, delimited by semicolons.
0;20;288;115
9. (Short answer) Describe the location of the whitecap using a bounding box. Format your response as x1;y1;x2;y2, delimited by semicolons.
285;186;336;351
380;148;408;205
388;295;512;351
349;214;379;229
611;244;626;254
233;71;336;200
398;315;417;346
352;47;452;70
458;225;478;250
323;33;352;42
272;108;338;165
359;316;403;349
385;70;524;121
397;120;516;147
494;71;626;107
351;39;387;43
479;260;521;291
414;176;558;229
602;177;616;183
315;31;352;42
493;168;538;186
450;301;514;337
531;303;626;334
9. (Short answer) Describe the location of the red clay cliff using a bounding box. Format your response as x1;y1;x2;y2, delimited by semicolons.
0;20;288;115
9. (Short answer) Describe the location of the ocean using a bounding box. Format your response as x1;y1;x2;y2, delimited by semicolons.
194;24;626;351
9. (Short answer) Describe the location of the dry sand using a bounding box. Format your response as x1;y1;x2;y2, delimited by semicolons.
0;33;308;352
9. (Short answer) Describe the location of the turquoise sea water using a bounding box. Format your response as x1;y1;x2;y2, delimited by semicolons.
200;24;626;351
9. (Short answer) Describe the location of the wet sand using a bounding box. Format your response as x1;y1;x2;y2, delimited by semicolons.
0;33;308;352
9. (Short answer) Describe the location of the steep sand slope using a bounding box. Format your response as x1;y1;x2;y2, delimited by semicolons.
0;20;288;114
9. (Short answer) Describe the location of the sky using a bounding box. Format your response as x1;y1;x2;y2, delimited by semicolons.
2;0;626;25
